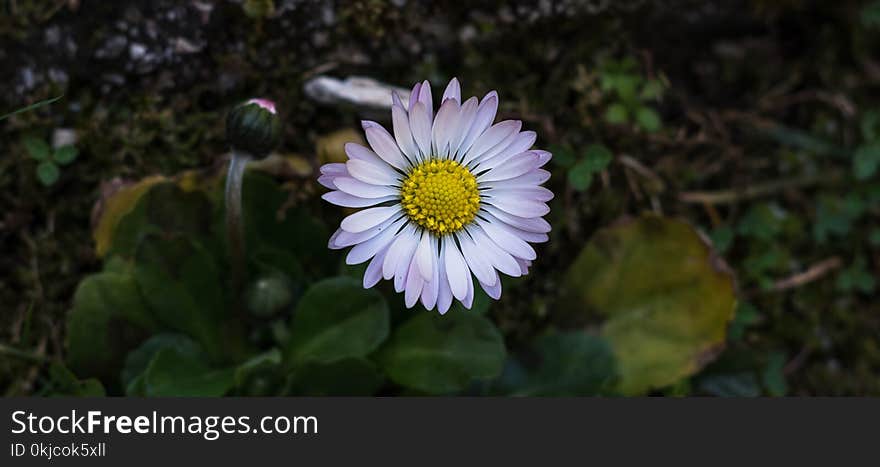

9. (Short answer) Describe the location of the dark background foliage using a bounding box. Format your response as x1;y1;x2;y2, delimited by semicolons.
1;0;878;396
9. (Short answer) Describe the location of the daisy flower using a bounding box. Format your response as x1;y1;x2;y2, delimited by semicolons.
319;78;552;314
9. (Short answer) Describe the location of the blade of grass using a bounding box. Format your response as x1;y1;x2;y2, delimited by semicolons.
0;95;64;121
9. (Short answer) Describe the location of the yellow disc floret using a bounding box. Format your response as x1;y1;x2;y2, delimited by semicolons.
400;159;480;235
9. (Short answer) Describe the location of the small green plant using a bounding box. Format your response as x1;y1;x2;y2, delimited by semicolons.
854;110;880;180
554;143;613;191
599;57;666;133
23;136;78;186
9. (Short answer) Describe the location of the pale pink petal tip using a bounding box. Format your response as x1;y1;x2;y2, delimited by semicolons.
246;98;277;114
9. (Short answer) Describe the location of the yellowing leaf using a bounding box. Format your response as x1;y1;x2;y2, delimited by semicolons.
562;214;736;395
92;176;166;257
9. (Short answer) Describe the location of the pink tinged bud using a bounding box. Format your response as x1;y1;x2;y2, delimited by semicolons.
246;98;277;114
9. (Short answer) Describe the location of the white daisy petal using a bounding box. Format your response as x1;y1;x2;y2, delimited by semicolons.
449;96;478;158
462;269;474;309
320;162;348;176
415;231;434;282
486;194;550;218
481;168;551;189
462;120;520;166
488;185;554;202
404;254;424;308
409;102;433;159
468;122;523;168
335;214;403;249
477;151;541;183
432;98;460;157
392;104;419;162
474;131;536;169
477;215;537;260
363;122;409;171
346;159;401;186
322;191;396;208
480;276;502;300
417;80;433;120
317;175;337;189
443;236;471;301
408;82;422;112
345;216;405;265
436;242;453;314
458;231;497;286
341;204;401;233
420;237;440;310
458;91;498;155
466;225;522;277
382;224;418;280
442;77;461;104
482;205;551;233
364;246;389;288
334;177;398;199
344;143;384;166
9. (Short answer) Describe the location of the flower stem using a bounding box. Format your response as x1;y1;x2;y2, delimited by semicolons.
225;150;252;304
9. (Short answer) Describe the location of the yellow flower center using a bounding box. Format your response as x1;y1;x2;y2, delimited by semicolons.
400;159;480;235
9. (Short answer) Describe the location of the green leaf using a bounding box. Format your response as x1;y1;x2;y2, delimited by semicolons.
512;332;617;396
549;144;577;168
53;145;79;165
561;214;737;395
140;348;235;397
121;334;204;392
709;226;734;254
36;161;60;186
285;277;389;364
44;363;106;397
286;358;384;396
239;172;330;275
728;302;761;341
109;181;214;259
235;349;282;383
698;373;760;397
640;79;665;100
635;106;662;132
861;110;880;142
583;143;613;172
762;352;787;397
66;270;158;387
134;235;235;359
861;1;880;27
377;312;506;394
604;103;629;124
854;143;880;180
23;137;51;160
568;160;594;191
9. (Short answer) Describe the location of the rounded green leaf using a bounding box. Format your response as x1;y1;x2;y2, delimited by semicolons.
141;348;235;397
134;235;236;360
635;106;662;132
853;143;880;180
36;161;59;186
286;358;384;396
511;332;617;396
285;277;389;364
377;312;506;394
568;160;594;192
66;270;158;387
583;143;613;172
121;334;204;392
561;214;736;395
23;136;51;160
53;145;79;165
604;103;629;124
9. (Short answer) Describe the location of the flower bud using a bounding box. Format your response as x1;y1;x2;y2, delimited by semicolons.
226;98;281;156
245;272;295;318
